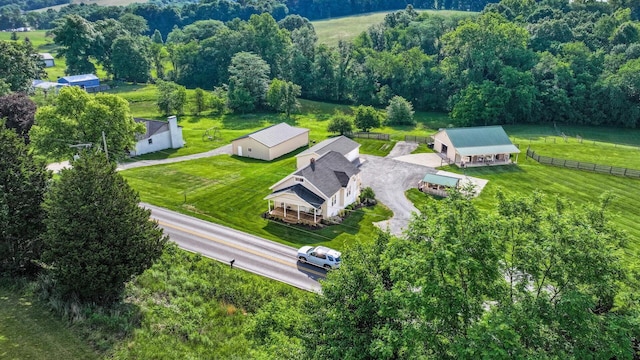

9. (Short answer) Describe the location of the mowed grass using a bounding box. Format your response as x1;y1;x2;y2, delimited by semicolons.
0;286;98;359
312;9;477;47
122;152;392;250
410;154;640;268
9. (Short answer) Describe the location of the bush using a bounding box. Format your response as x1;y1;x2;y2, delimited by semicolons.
385;95;415;125
359;186;377;206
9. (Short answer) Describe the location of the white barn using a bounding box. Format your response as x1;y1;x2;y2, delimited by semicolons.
130;116;185;157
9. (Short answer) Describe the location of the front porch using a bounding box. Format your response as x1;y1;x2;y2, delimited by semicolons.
267;207;323;225
443;153;519;168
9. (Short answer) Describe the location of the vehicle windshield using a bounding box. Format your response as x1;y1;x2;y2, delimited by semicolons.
335;256;341;262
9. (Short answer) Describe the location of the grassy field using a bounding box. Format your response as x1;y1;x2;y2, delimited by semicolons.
0;285;98;359
122;151;392;249
312;9;477;47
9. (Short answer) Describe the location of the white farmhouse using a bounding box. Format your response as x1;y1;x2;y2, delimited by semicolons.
130;116;185;157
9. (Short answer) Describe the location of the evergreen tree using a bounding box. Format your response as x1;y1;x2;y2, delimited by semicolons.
0;123;50;275
42;151;167;305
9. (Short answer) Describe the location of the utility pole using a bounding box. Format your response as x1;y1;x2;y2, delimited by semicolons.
102;131;109;161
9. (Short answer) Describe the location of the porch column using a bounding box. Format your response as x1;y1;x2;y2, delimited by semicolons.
515;153;519;163
268;200;271;213
297;205;300;220
314;208;317;223
284;202;286;217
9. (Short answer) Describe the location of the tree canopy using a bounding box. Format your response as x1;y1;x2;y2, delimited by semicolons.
42;151;167;305
31;86;144;161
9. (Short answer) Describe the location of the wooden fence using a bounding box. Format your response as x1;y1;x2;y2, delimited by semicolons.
404;135;433;144
347;132;390;140
526;148;640;178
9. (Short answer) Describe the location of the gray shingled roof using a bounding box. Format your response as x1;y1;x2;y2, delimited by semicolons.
298;136;359;157
134;118;169;140
269;184;325;208
234;123;309;148
294;151;359;198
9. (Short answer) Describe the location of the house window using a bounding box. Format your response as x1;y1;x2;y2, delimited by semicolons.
347;185;352;197
294;176;304;183
148;138;153;145
248;148;252;152
331;195;336;206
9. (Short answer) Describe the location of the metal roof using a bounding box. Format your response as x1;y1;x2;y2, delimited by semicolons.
58;74;99;83
39;53;54;60
266;184;325;208
444;126;519;155
294;151;360;198
298;136;359;157
421;173;460;188
234;123;309;148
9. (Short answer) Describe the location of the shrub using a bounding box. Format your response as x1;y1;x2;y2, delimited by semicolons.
385;95;415;125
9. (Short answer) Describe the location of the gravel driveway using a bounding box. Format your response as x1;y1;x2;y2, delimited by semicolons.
359;142;437;236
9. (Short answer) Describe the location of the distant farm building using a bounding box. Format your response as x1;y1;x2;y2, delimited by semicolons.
433;125;520;167
38;53;55;67
32;80;68;92
129;116;185;157
232;123;309;161
57;74;100;89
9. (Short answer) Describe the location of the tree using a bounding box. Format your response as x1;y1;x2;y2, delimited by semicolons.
42;151;167;304
0;123;50;275
327;112;353;135
111;35;152;83
150;42;168;80
0;93;37;143
266;78;301;118
119;13;149;35
227;52;270;113
31;86;144;161
193;87;208;115
52;15;98;75
385;96;415;125
93;18;129;78
10;31;18;41
0;41;45;93
156;80;187;115
151;29;163;44
353;105;381;132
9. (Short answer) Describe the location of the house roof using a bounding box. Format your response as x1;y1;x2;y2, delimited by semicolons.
58;74;99;83
294;151;359;198
39;53;54;60
444;126;520;155
134;118;169;139
267;184;325;208
298;136;360;158
421;173;459;188
233;123;309;148
32;80;67;89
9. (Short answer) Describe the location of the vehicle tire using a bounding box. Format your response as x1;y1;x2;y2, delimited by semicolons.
298;256;307;263
323;264;331;270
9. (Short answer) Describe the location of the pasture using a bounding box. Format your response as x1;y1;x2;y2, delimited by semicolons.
312;9;477;47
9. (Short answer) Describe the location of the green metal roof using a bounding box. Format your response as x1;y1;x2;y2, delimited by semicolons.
445;126;514;147
421;173;460;187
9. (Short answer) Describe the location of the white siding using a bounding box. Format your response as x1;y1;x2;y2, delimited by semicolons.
131;132;172;156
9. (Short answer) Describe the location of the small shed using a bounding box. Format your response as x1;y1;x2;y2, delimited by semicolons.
419;173;460;197
57;74;100;89
231;123;309;161
39;53;55;67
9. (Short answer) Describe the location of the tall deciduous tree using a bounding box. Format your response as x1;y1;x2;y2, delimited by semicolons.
266;78;301;118
111;35;152;83
0;93;37;143
42;151;167;305
353;105;381;132
156;80;187;115
0;41;45;93
53;15;98;75
385;95;415;125
31;86;144;161
227;52;270;113
0;123;50;275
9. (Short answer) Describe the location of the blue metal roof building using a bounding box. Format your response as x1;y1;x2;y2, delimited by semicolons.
57;74;100;89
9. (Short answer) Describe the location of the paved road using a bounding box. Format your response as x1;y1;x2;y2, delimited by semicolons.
145;203;324;293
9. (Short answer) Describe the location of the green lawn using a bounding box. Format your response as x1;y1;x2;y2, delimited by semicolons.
312;9;477;47
122;152;392;250
0;285;98;359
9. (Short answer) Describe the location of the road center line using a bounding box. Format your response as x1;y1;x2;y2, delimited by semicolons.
155;219;327;278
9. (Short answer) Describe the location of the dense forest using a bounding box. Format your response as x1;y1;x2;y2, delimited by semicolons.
43;0;640;128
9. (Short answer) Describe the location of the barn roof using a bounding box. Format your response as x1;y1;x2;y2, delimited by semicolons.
234;123;309;148
58;74;99;83
443;126;520;155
